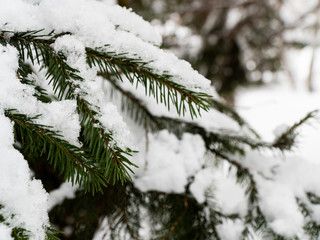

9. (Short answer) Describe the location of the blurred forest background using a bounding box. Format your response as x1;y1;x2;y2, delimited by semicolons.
118;0;319;96
118;0;320;161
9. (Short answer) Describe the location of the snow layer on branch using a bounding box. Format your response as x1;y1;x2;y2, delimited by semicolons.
0;45;81;146
116;79;240;131
0;0;213;95
134;130;207;193
36;100;81;146
189;168;215;204
216;219;245;240
53;35;132;148
98;4;162;46
0;112;48;240
212;170;248;217
238;152;320;237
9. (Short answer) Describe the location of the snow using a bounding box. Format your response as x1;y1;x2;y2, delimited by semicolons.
92;218;109;240
0;0;212;95
36;100;81;146
189;168;214;204
3;0;320;239
0;112;48;240
256;177;304;236
114;78;240;132
273;123;290;138
134;130;207;193
0;44;82;146
216;219;245;240
212;170;248;217
0;225;13;240
47;182;78;211
53;34;133;148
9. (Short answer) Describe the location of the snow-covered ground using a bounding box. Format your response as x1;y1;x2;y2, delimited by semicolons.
236;47;320;163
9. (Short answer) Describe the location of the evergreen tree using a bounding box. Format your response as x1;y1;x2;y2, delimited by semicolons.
0;1;319;240
120;0;315;101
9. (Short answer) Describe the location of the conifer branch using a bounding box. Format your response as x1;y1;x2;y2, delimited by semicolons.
0;29;215;185
209;149;271;238
17;59;53;103
5;110;107;194
86;47;211;118
105;77;297;154
1;30;137;185
0;31;212;118
298;195;320;238
1;30;77;100
77;98;137;184
107;75;319;154
273;110;318;150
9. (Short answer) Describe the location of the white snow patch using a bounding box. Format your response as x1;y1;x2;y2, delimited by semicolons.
134;131;206;193
0;0;212;94
0;112;48;240
216;219;245;240
213;170;248;217
190;168;214;204
36;100;81;146
48;182;79;211
0;224;13;240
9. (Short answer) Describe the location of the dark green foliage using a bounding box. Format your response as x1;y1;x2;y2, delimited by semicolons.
273;110;318;150
107;76;315;156
1;26;318;240
6;110;108;193
87;47;211;119
77;98;136;184
11;227;30;240
49;183;220;240
0;30;140;188
0;29;213;186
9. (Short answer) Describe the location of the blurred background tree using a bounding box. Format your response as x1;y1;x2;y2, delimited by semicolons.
119;0;319;103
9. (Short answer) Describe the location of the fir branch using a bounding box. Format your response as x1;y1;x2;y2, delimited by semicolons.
298;197;320;238
1;30;137;185
0;30;77;100
0;30;212;118
77;98;137;184
107;76;320;154
273;110;318;150
160;198;188;240
103;76;165;131
5;110;107;194
104;78;290;154
0;29;213;185
209;149;258;204
17;59;52;103
46;226;63;240
209;149;271;238
86;47;211;118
